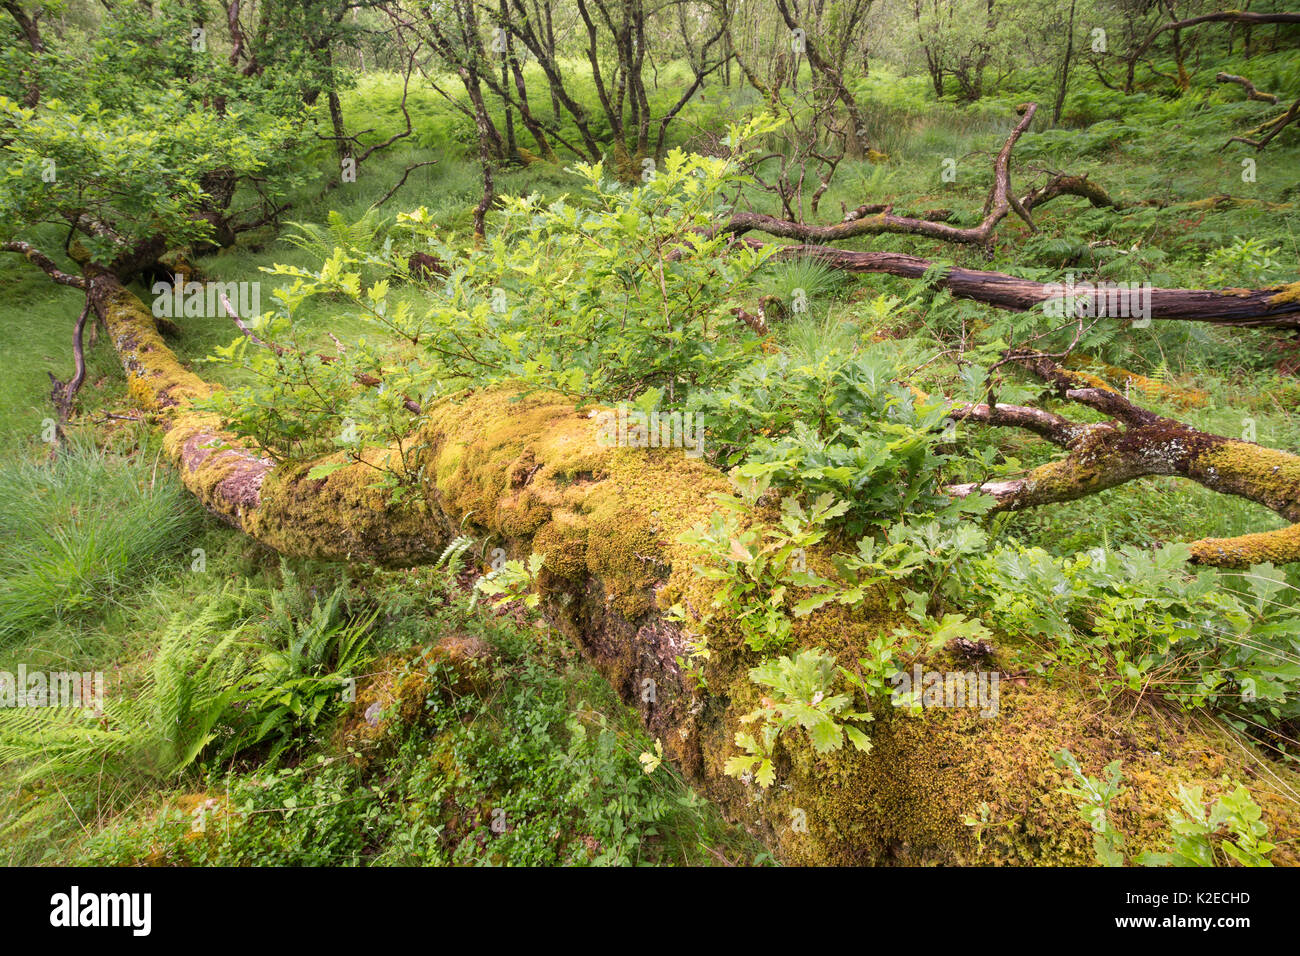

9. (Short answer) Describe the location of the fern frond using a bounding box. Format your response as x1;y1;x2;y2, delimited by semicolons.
435;535;474;578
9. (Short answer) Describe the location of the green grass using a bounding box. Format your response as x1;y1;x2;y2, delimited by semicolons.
0;433;202;650
0;235;117;452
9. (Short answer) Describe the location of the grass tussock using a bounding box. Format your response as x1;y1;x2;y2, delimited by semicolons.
0;437;201;645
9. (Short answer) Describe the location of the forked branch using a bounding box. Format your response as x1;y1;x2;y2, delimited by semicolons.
947;355;1300;567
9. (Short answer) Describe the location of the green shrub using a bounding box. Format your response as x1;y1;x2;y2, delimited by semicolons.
688;346;954;534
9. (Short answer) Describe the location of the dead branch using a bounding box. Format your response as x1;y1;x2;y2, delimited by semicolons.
1216;71;1280;104
370;160;438;210
713;104;1122;246
1129;12;1300;78
743;241;1300;330
220;292;422;414
1224;97;1300;150
738;78;856;223
47;294;92;421
730;294;788;336
731;306;769;336
1;241;87;289
355;44;420;165
947;355;1300;567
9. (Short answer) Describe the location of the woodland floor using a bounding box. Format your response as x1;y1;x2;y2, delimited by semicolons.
2;57;1298;865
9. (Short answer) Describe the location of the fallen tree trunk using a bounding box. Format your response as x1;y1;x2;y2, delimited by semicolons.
748;241;1300;329
92;273;1300;864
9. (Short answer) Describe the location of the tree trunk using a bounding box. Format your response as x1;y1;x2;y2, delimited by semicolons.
327;89;350;162
86;274;1300;865
1052;0;1077;125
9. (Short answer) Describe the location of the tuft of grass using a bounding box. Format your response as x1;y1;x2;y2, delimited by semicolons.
0;436;201;644
780;310;861;366
762;255;847;310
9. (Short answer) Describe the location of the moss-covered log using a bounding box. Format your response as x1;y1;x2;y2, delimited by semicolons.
93;274;1300;865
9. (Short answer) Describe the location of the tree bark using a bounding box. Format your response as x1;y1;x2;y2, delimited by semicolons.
1052;0;1077;125
948;357;1300;567
746;242;1300;330
2;0;44;106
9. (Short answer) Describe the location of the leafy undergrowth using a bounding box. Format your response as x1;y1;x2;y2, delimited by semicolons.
74;579;768;867
1;547;768;866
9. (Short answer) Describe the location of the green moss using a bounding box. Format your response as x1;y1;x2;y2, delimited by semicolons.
531;512;589;581
1191;522;1300;567
99;279;1300;865
1065;353;1208;408
1194;440;1300;516
1267;281;1300;306
251;445;438;565
1186;440;1300;566
708;675;1300;866
1053;366;1122;396
101;286;210;411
